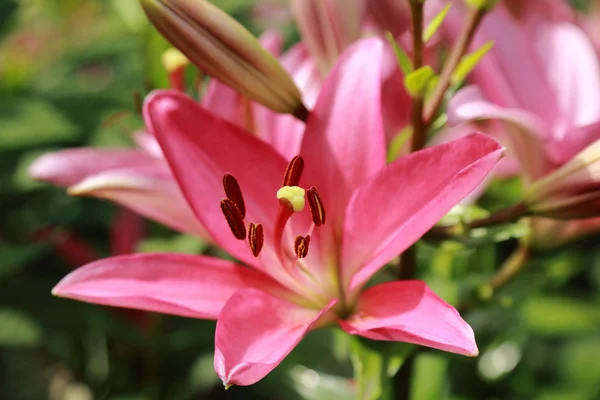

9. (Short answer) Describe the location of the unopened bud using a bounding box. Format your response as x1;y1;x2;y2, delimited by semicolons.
139;0;308;118
524;139;600;219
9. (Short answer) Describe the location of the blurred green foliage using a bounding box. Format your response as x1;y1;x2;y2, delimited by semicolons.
1;0;600;399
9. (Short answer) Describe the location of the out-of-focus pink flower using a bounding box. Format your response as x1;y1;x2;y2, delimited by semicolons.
290;0;363;75
51;40;503;387
445;2;600;244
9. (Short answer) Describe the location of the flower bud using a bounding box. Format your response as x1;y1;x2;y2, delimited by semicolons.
524;139;600;219
139;0;307;118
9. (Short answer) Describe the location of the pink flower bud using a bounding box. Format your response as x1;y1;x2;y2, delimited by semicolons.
525;139;600;219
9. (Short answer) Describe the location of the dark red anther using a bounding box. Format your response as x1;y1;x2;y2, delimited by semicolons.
282;156;304;187
294;235;311;259
223;174;246;218
248;223;264;257
306;187;326;226
220;199;246;240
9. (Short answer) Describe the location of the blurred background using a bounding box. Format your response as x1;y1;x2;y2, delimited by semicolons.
1;0;600;399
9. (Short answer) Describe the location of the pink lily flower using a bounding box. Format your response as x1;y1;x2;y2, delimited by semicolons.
28;32;316;238
51;39;503;387
445;2;600;244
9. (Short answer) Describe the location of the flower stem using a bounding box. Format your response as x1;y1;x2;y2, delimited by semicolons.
398;0;426;280
409;0;426;153
488;243;530;290
428;202;529;238
423;6;486;125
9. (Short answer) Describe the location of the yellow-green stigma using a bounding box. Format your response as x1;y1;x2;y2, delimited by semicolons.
277;186;306;212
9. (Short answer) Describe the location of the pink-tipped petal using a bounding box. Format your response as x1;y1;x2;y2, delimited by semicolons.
344;134;503;290
340;281;478;356
52;253;288;319
144;90;288;268
28;148;158;187
214;288;334;387
300;38;386;231
68;166;210;240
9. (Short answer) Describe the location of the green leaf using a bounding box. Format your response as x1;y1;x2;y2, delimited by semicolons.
0;97;78;149
0;244;50;279
410;353;448;400
386;126;413;163
137;234;208;254
385;32;413;76
405;66;437;98
0;309;42;347
451;41;494;86
465;0;500;10
423;4;451;43
349;336;415;400
558;338;600;387
521;296;600;336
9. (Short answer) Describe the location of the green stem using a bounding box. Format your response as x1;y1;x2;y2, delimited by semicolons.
423;6;486;125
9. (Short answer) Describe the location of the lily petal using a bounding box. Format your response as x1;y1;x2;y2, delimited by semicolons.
214;288;334;387
344;134;503;290
448;3;559;122
144;90;287;267
29;148;159;187
69;166;209;239
340;280;478;356
300;38;386;231
535;22;600;130
254;44;321;159
448;86;550;181
53;253;286;319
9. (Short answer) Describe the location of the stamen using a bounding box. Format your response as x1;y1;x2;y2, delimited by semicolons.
307;187;326;226
248;223;264;257
282;156;304;187
222;174;246;218
294;235;311;259
220;199;246;240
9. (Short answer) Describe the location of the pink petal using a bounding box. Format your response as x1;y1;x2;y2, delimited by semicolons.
340;280;478;356
110;209;145;256
300;38;386;231
68;166;210;240
448;86;551;181
201;79;246;128
144;90;288;268
548;121;600;165
214;288;334;387
536;22;600;131
446;4;559;122
343;134;503;290
53;253;288;319
28;148;158;187
291;0;363;73
133;131;164;159
253;44;321;159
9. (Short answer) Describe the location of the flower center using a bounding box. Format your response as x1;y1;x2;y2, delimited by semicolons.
219;156;326;279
